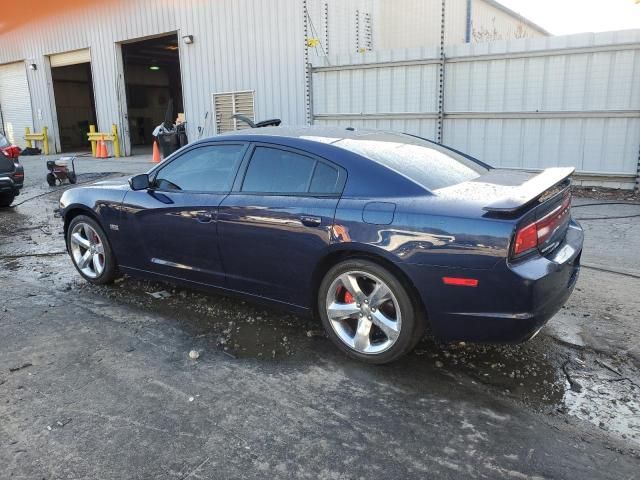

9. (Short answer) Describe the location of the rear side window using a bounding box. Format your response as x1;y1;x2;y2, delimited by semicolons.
310;162;340;193
335;134;488;190
241;146;341;195
154;144;245;192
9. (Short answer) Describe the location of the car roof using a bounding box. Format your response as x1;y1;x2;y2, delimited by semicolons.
212;125;417;147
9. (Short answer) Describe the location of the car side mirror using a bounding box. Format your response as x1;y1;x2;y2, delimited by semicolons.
129;173;150;191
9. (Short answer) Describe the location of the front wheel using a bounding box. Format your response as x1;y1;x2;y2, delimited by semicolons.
67;215;117;284
318;259;424;364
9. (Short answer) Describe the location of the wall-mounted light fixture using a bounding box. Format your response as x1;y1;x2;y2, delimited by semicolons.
182;35;194;45
28;63;37;71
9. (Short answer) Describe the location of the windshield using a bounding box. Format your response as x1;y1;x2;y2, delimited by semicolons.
0;133;9;148
334;133;488;190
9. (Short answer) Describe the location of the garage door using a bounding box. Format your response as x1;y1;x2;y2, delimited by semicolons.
49;48;91;68
0;62;33;148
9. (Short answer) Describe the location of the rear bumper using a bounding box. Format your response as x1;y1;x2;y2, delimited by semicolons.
405;220;583;343
0;165;24;195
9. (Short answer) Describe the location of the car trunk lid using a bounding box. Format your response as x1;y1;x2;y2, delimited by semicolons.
435;167;575;257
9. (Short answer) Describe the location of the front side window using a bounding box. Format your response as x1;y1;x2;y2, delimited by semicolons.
154;144;245;192
241;146;341;195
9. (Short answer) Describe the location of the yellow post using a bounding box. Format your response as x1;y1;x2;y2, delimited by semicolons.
42;126;49;155
89;124;97;157
25;127;32;148
111;124;121;158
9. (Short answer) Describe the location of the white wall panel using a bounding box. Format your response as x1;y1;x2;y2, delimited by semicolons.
311;30;640;185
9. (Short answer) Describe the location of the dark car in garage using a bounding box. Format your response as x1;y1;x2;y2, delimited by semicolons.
58;127;583;363
0;133;24;207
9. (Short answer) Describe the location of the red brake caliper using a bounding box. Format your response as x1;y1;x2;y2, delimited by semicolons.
92;232;104;263
337;286;354;304
344;290;354;304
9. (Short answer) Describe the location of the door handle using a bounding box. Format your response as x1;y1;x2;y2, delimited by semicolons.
300;215;322;227
196;211;214;223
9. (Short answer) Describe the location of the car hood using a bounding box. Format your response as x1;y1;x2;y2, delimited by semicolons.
90;178;132;189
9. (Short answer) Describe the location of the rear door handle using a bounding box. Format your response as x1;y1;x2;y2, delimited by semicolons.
196;211;214;223
300;215;322;227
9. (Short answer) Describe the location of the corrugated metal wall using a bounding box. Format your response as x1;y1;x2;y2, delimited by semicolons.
304;0;547;57
311;30;640;187
0;0;306;154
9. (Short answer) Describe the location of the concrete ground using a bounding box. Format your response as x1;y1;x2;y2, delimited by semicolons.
1;154;640;479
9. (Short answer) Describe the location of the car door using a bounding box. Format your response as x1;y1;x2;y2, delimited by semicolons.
217;143;346;307
120;142;248;286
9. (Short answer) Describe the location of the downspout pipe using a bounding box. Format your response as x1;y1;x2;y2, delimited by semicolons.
465;0;472;43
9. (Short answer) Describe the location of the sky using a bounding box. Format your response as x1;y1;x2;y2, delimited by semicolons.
497;0;640;35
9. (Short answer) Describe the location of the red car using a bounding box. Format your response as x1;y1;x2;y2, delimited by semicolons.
0;133;24;207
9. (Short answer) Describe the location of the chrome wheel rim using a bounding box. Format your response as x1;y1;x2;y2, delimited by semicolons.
70;222;105;279
325;271;402;354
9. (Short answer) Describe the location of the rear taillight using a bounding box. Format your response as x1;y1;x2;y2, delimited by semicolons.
512;195;571;257
1;145;20;159
513;222;538;255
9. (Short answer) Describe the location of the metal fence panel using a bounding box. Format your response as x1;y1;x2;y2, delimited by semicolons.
311;30;640;188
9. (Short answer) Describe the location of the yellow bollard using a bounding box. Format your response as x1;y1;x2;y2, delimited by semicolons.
89;124;97;157
111;124;120;158
42;126;49;155
25;127;32;148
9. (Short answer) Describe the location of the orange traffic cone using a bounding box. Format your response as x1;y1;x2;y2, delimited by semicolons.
152;140;161;163
96;136;108;158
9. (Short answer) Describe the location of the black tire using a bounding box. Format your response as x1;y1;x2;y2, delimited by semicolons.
66;214;118;285
46;173;56;186
318;258;425;364
0;193;15;207
68;172;77;184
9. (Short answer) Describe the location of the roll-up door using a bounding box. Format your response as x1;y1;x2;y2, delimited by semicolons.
49;48;91;68
0;62;33;148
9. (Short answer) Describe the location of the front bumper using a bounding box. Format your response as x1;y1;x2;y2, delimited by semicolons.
405;220;584;343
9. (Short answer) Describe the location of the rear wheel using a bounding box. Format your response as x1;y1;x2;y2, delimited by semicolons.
46;173;56;186
67;215;117;284
318;259;424;364
0;193;15;207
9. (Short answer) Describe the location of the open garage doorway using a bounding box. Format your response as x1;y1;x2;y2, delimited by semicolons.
122;34;184;154
50;50;97;152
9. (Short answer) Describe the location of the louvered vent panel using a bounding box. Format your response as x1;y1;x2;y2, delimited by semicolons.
213;91;255;133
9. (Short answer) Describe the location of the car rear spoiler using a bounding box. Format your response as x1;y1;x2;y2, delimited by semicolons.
483;167;575;213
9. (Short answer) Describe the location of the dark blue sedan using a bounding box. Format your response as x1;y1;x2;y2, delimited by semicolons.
59;127;583;363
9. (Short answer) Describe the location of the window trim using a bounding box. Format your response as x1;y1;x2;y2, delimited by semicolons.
148;142;250;195
232;143;347;197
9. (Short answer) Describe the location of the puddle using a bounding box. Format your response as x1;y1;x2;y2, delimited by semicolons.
76;276;324;360
411;335;640;446
561;357;640;443
413;337;565;407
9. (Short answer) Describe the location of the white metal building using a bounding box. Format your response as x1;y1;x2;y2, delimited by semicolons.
0;0;545;155
307;0;547;56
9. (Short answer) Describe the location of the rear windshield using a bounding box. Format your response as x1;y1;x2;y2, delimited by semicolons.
0;133;9;148
334;133;488;190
